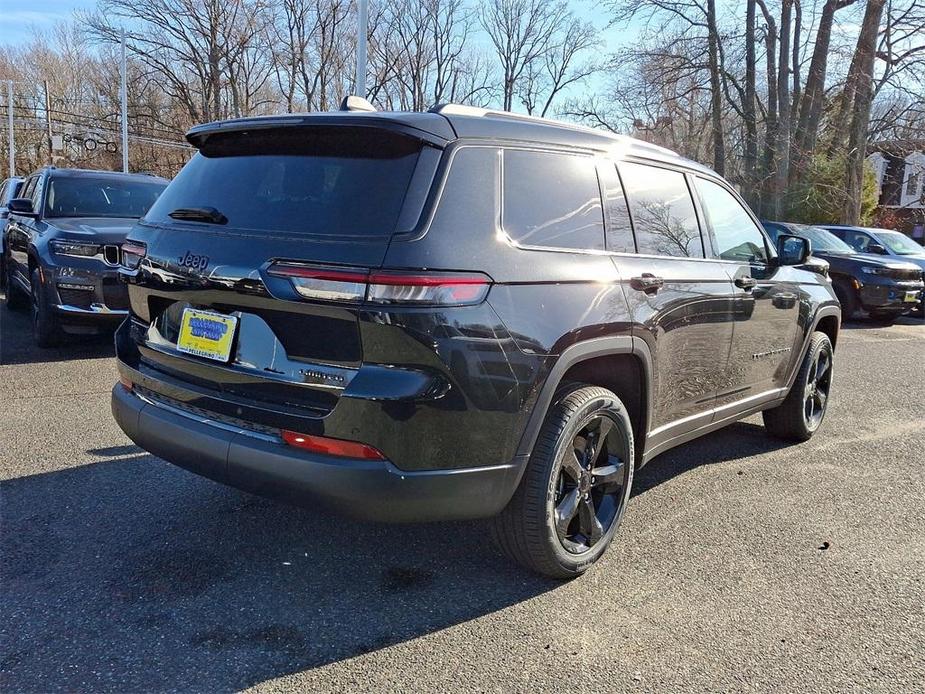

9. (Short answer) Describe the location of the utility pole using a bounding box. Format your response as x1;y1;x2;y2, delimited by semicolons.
6;81;13;178
356;0;368;97
120;28;129;173
43;80;54;166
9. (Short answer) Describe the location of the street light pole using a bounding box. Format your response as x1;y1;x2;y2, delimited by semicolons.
120;28;129;173
356;0;368;98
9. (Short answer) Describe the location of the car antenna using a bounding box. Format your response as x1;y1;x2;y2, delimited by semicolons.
339;95;377;113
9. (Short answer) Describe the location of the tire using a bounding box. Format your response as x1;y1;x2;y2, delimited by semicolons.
832;281;857;320
30;268;62;348
763;332;834;442
491;384;634;579
2;256;27;311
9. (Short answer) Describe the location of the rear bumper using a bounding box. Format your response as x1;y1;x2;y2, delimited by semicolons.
111;383;524;522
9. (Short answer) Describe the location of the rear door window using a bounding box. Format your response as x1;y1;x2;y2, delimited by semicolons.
619;162;704;258
502;149;605;251
596;162;635;253
144;127;423;238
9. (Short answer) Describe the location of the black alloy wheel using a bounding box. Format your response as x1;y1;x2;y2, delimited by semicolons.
802;347;832;431
763;331;834;441
491;384;634;579
553;414;628;554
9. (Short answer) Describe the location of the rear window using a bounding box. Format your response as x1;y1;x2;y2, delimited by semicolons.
145;127;423;237
502;149;605;251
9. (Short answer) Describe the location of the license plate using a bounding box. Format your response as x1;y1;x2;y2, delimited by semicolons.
176;308;238;362
904;290;919;303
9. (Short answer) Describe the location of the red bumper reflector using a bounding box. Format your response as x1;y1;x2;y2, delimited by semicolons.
119;375;133;391
281;430;385;460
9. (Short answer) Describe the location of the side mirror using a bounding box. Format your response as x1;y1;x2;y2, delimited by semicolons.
866;243;887;255
8;198;37;217
777;234;810;266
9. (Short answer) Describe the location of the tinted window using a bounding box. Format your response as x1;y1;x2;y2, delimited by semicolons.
46;176;166;218
596;162;635;253
31;176;46;213
620;162;703;258
502;149;604;251
20;177;37;203
836;229;874;252
146;127;422;237
695;177;768;263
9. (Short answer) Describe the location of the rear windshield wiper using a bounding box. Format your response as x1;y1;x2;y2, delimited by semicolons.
168;207;228;225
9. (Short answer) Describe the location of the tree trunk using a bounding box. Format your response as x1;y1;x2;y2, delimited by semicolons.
773;0;793;220
792;0;855;179
706;0;725;176
843;0;887;224
743;0;758;203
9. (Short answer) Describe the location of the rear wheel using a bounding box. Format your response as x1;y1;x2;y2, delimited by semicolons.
763;332;833;441
491;384;634;579
832;281;857;320
31;268;62;348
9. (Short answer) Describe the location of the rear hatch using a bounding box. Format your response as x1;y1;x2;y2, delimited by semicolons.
122;121;445;415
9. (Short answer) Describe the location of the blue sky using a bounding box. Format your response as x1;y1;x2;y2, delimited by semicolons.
1;0;629;52
0;0;91;45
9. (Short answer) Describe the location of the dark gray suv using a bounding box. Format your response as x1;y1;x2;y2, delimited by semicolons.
3;167;168;346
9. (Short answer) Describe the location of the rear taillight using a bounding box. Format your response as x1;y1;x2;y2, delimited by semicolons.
281;430;385;460
121;241;147;270
267;263;491;306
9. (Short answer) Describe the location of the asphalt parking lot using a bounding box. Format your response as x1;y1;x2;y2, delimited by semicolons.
1;302;923;693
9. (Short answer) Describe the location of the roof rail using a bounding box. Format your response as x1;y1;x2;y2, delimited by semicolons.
430;103;604;133
431;103;685;158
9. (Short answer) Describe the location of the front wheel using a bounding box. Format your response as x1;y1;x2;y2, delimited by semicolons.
832;281;857;320
491;384;634;579
763;332;834;441
31;268;63;348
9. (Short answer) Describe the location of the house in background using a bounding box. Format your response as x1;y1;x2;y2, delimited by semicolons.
867;141;925;239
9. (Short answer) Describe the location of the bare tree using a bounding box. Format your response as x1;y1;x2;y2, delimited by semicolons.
478;0;561;112
842;0;888;223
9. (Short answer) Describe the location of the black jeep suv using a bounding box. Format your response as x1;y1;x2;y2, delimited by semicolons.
762;221;923;322
111;104;841;578
3;167;168;346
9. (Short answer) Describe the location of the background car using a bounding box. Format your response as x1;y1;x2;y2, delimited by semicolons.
0;175;25;286
762;221;923;323
3;167;169;347
822;225;925;317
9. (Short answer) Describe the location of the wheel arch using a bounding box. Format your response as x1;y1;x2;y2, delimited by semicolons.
515;336;653;468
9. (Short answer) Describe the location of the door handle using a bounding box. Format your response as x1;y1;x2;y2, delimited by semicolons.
630;273;664;294
772;292;798;309
735;276;757;291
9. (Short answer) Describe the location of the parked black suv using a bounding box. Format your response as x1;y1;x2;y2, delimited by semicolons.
0;175;25;286
112;104;841;577
762;221;923;322
3;167;168;346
